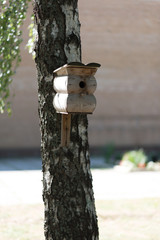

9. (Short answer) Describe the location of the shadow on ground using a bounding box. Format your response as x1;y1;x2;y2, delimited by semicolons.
0;157;109;171
0;158;42;171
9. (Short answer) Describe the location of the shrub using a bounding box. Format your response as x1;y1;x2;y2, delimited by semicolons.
121;149;147;168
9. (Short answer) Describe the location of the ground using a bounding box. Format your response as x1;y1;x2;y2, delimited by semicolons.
1;198;160;240
0;158;160;239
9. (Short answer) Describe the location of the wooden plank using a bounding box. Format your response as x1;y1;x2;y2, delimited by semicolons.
53;64;99;76
53;94;96;114
61;114;71;147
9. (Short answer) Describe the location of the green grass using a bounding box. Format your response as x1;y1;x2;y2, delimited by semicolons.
0;198;160;240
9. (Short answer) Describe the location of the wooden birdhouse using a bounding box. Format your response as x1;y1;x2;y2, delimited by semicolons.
53;62;100;146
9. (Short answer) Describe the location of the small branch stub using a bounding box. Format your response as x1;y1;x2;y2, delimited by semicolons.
53;62;100;146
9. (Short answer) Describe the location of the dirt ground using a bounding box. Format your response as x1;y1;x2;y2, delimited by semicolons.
1;198;160;240
97;198;160;240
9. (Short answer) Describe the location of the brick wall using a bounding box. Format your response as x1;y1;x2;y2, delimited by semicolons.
0;0;160;152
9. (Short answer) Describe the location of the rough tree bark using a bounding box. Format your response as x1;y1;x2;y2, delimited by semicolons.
34;0;99;239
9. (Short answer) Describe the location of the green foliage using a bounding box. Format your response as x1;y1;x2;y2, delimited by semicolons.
121;149;147;167
26;14;36;59
104;142;115;162
0;0;30;113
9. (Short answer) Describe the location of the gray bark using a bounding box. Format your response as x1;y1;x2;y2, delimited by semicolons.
34;0;99;239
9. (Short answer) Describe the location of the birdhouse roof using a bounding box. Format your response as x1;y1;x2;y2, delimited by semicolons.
53;62;101;76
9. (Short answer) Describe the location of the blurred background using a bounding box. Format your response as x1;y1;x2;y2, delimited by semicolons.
0;0;160;158
1;1;160;240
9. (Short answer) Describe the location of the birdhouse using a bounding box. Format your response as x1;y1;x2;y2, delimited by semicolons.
53;62;100;114
53;62;100;146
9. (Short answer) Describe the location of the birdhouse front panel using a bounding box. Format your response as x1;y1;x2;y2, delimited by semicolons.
53;93;96;114
53;62;100;114
53;75;97;94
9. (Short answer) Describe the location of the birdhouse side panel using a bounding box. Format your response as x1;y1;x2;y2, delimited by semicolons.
53;76;68;93
53;93;68;113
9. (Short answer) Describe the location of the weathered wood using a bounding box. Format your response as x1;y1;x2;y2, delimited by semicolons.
53;75;97;94
53;64;98;115
61;114;71;146
53;93;96;114
54;64;98;76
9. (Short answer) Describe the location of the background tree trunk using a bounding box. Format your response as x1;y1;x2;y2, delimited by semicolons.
34;0;99;239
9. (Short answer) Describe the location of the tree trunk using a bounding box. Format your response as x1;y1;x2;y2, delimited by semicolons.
34;0;99;239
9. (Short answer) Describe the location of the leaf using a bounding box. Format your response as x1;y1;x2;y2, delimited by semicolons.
0;0;30;113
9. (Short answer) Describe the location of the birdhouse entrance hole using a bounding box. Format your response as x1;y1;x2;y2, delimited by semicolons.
79;81;86;89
